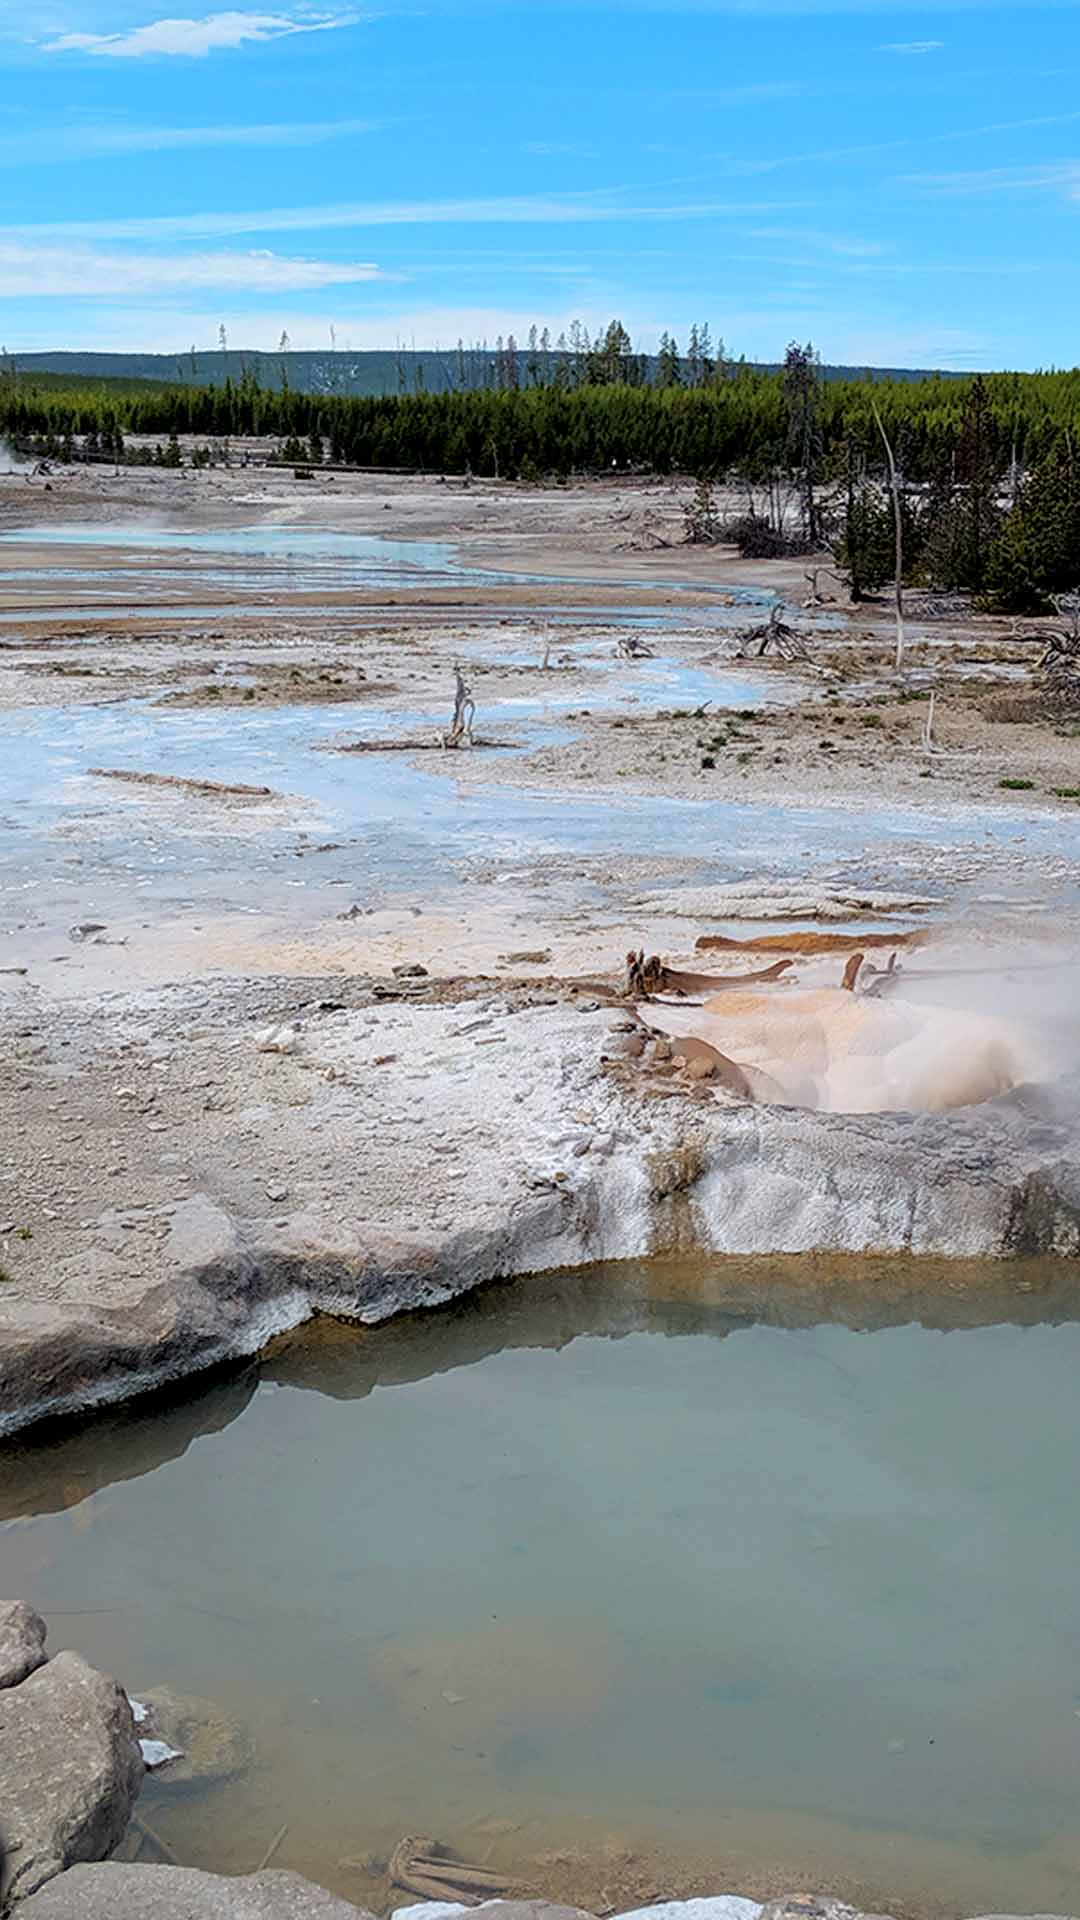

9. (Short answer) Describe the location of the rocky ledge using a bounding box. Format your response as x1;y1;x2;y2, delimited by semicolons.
1;1002;1078;1438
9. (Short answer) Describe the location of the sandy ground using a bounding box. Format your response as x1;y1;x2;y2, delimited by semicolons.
2;457;1079;1278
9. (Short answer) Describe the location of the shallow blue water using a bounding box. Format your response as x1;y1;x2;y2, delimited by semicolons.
0;521;775;607
0;689;1072;936
3;1257;1080;1914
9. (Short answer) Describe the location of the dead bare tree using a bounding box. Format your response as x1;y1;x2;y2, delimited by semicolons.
802;565;843;608
872;401;906;671
736;602;812;662
442;665;476;748
1037;596;1080;712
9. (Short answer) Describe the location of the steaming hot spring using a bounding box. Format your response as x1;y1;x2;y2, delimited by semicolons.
629;944;1054;1115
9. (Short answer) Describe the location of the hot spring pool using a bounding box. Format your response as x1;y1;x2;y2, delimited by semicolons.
3;1254;1080;1917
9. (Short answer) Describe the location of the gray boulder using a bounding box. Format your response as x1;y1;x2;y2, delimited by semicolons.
0;1650;143;1903
0;1602;47;1691
758;1903;896;1920
17;1863;377;1917
433;1907;595;1920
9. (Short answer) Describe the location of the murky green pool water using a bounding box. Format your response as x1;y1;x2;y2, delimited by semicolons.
3;1256;1080;1917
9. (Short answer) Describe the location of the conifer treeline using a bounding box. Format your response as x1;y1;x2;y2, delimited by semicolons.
3;361;1080;486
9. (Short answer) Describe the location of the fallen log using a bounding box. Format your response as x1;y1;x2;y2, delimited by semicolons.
89;767;276;799
696;928;930;956
336;737;512;754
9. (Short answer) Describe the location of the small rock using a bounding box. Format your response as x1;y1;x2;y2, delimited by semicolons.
256;1023;300;1055
139;1737;184;1769
392;963;429;979
68;923;106;943
128;1685;254;1791
684;1057;717;1082
0;1600;48;1690
266;1187;288;1203
604;1034;645;1061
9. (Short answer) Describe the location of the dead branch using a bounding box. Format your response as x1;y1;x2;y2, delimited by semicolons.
922;690;937;753
389;1837;516;1907
625;949;794;1000
89;767;276;800
615;634;655;660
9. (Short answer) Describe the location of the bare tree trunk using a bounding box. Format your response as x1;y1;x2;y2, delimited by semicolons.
873;402;905;671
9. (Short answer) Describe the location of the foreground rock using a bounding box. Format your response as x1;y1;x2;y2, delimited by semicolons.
17;1864;374;1918
1;999;1078;1437
0;1649;142;1903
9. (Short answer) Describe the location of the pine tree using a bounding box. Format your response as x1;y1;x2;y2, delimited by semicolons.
686;324;702;388
656;333;682;389
684;472;721;544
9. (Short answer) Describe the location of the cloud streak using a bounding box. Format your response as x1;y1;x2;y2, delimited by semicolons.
0;240;390;295
0;116;379;163
878;38;943;52
903;162;1080;197
40;9;361;58
0;191;808;243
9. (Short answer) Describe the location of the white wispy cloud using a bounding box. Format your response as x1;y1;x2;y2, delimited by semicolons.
878;38;944;52
522;141;599;159
0;191;806;243
746;224;886;256
903;161;1080;197
0;241;390;295
713;109;1080;178
40;9;361;58
0;117;378;163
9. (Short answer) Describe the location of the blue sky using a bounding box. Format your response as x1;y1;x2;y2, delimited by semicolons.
1;0;1078;369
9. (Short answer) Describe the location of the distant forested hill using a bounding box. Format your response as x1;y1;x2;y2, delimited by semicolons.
3;348;971;397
